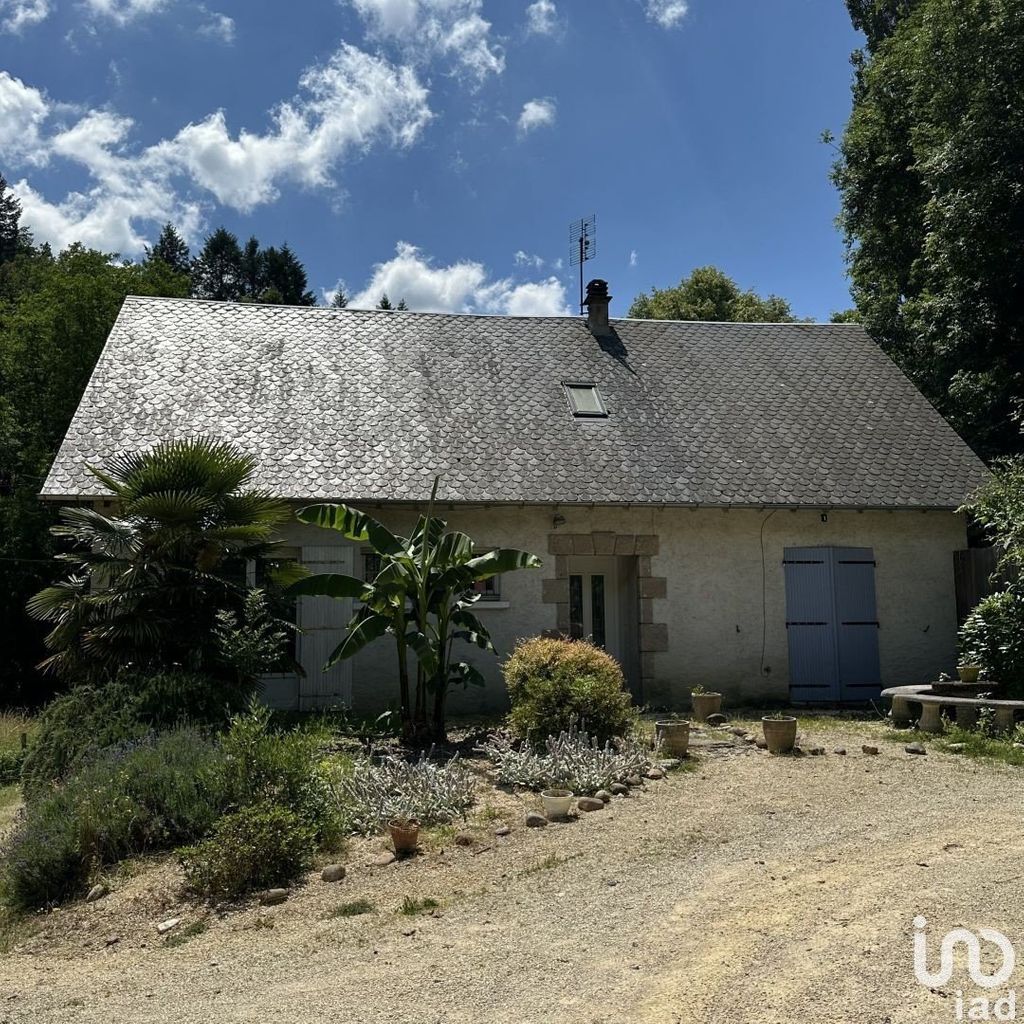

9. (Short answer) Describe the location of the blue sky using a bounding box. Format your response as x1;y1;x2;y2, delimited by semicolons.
0;0;862;319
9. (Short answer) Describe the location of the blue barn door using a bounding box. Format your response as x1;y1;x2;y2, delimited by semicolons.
783;547;880;703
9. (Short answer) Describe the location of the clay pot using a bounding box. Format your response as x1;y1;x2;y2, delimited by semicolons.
957;664;982;684
388;818;420;855
540;789;574;820
655;720;690;757
691;692;723;722
762;716;798;754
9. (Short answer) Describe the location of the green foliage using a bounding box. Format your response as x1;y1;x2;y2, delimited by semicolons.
2;729;227;911
290;479;542;742
399;896;439;916
959;590;1024;697
628;266;797;322
0;239;189;702
937;724;1024;766
212;588;298;684
329;898;374;917
28;438;295;681
833;0;1024;458
178;804;315;899
21;673;249;795
144;223;191;277
330;289;348;309
502;637;638;747
191;228;316;305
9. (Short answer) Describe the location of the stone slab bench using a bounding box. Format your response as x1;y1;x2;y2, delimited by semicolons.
881;684;1024;733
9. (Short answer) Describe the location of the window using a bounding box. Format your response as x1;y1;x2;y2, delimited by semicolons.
563;382;608;418
471;576;501;601
363;551;382;582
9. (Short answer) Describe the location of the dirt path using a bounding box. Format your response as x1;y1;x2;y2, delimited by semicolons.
2;727;1022;1023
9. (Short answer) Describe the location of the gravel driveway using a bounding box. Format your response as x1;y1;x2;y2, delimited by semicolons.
2;723;1022;1024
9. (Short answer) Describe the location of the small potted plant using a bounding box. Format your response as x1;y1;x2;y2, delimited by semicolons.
655;716;691;757
957;663;982;684
761;711;798;754
388;816;421;856
540;789;574;820
690;685;723;722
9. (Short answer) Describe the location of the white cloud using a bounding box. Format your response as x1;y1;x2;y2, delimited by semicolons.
525;0;557;35
197;7;234;42
514;250;544;269
350;241;570;315
629;249;638;267
321;278;349;305
82;0;168;24
0;0;49;32
0;71;50;163
348;0;504;83
4;46;433;254
644;0;688;28
517;97;556;137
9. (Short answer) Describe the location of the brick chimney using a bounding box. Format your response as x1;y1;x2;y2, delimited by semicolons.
584;279;612;336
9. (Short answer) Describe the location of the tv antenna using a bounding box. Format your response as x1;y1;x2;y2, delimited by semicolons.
569;214;597;314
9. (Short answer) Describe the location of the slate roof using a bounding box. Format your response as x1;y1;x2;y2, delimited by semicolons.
42;296;989;508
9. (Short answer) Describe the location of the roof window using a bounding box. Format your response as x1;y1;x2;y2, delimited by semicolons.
563;383;608;418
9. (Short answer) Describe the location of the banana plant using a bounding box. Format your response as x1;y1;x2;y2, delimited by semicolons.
288;479;542;742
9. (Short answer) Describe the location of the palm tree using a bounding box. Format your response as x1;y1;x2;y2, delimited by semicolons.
28;438;296;682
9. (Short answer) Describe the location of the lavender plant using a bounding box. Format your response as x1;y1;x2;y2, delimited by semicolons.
339;753;476;835
476;722;659;795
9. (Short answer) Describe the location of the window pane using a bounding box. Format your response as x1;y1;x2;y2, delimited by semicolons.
566;385;605;415
569;574;583;639
591;574;606;648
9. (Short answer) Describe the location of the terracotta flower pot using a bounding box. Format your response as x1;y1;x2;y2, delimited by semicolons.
762;716;798;754
388;818;420;856
691;692;722;722
957;664;982;684
540;789;574;820
655;720;690;757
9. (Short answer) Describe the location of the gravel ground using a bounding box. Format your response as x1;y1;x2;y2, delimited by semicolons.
1;722;1022;1024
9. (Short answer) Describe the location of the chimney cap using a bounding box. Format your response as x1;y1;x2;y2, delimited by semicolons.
584;279;610;305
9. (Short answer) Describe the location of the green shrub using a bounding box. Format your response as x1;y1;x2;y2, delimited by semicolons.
21;672;249;796
0;749;25;786
2;729;227;911
959;587;1024;697
178;805;314;899
503;637;637;746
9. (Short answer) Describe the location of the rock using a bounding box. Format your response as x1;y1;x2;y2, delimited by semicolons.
659;759;682;771
594;789;613;803
755;738;768;749
645;767;665;780
577;797;604;812
624;775;643;787
105;935;120;947
259;888;289;906
742;734;757;744
85;884;107;903
494;825;511;837
791;746;806;758
321;864;347;883
706;713;728;726
729;726;747;737
454;833;475;847
610;782;629;796
525;812;548;828
156;918;180;935
807;746;825;756
861;745;879;755
372;851;397;866
833;747;847;755
947;743;966;753
905;743;927;755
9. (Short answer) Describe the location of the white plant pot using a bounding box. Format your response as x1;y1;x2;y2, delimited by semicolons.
541;789;574;819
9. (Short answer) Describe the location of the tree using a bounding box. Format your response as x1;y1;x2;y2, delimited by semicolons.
0;175;23;267
330;288;348;309
832;0;1024;459
28;439;298;682
628;266;796;322
830;309;862;324
261;244;316;306
288;480;541;742
376;293;393;310
191;228;244;301
239;236;263;300
395;298;408;311
144;223;191;277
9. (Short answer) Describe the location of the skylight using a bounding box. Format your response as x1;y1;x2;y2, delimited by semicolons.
564;383;608;418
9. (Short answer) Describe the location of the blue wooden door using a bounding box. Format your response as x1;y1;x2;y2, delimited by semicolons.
783;547;880;703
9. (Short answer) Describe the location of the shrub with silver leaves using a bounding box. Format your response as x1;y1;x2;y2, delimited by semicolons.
477;723;659;794
339;753;476;835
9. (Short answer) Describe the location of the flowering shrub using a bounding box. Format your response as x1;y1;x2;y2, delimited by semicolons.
476;723;659;795
339;754;476;835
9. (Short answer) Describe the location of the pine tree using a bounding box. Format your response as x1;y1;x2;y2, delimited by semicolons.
377;293;393;310
396;298;408;310
144;223;190;276
239;236;263;300
330;288;348;309
0;175;23;266
190;228;244;301
260;243;315;305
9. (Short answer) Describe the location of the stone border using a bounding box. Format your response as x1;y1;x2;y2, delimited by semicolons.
542;532;667;699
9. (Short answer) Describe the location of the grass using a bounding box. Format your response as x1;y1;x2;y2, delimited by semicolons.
933;726;1024;766
0;782;22;834
517;851;582;878
163;919;208;948
399;896;439;916
328;898;375;918
0;710;35;753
